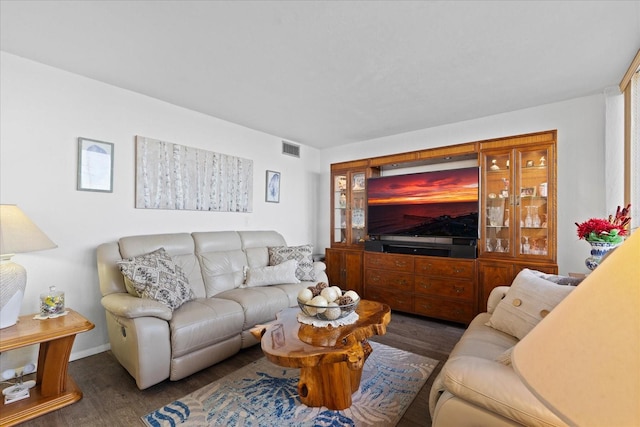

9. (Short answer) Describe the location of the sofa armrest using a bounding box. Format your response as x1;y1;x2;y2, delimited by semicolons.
487;286;510;313
101;293;173;321
442;356;565;426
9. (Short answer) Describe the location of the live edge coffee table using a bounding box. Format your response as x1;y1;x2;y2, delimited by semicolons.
252;299;391;410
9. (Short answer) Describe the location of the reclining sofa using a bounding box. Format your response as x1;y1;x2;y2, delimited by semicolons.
429;269;583;427
97;230;327;389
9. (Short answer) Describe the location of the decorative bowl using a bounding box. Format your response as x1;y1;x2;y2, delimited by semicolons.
297;297;359;321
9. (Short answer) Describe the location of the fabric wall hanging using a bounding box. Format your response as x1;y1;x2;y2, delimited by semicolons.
135;136;253;212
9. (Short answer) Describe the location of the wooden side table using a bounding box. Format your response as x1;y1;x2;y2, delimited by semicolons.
0;309;95;426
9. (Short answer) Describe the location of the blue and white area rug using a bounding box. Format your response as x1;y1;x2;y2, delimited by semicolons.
142;341;437;427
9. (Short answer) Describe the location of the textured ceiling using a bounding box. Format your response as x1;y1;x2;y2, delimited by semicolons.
1;1;639;149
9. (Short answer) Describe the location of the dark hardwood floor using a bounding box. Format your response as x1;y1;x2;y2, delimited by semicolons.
17;311;465;427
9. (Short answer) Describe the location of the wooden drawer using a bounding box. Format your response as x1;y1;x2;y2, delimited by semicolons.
365;269;413;292
365;287;413;312
414;257;475;279
414;277;474;301
414;295;475;323
364;253;414;272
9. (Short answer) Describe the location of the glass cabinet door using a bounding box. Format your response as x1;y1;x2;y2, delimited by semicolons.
516;147;550;257
333;174;348;244
482;151;513;256
481;144;554;261
350;172;366;245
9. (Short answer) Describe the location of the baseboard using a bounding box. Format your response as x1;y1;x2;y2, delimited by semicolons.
70;343;111;362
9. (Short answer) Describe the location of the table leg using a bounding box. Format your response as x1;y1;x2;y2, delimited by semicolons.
37;335;76;396
299;361;355;410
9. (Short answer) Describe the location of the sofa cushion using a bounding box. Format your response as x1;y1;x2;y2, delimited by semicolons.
117;247;195;311
169;298;245;358
215;287;290;329
486;269;575;340
268;244;315;281
245;259;300;287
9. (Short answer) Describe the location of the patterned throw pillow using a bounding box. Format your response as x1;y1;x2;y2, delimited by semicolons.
117;247;195;311
268;245;316;281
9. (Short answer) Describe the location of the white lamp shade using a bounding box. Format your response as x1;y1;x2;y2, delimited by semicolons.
0;204;57;328
0;205;57;255
512;230;640;426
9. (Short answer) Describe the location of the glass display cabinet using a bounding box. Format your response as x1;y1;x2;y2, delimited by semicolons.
331;164;378;247
481;144;555;262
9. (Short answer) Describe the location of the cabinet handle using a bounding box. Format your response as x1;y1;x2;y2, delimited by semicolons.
453;286;465;294
454;267;465;274
418;283;431;289
421;264;432;272
395;260;407;267
420;303;433;310
398;279;407;285
371;276;380;283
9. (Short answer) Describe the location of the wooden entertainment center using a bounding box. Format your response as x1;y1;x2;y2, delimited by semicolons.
326;130;558;324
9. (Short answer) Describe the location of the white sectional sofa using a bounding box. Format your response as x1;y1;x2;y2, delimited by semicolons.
97;230;327;389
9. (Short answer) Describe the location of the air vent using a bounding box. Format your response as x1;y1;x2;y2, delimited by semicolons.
282;141;300;158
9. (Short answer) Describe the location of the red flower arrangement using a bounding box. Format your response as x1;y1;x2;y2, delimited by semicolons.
575;204;631;244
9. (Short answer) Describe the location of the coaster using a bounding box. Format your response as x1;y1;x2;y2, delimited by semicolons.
297;311;359;328
33;310;69;320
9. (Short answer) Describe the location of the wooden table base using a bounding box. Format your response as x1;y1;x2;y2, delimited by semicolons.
298;340;372;409
253;300;390;410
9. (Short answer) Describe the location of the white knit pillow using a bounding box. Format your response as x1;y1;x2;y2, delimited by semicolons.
486;269;575;340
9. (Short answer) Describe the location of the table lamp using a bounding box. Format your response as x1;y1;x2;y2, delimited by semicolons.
512;230;640;426
0;204;57;329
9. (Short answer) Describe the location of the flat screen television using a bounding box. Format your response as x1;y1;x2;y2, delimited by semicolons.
367;167;479;240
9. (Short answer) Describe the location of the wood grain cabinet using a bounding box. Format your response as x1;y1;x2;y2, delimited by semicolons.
478;130;558;309
364;253;414;312
364;252;477;324
325;248;364;297
414;258;477;323
327;130;558;322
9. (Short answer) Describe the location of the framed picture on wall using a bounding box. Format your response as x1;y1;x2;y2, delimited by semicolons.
77;137;114;192
266;170;280;203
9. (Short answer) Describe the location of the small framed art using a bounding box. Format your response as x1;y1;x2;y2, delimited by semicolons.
520;187;536;197
266;170;280;203
77;137;114;192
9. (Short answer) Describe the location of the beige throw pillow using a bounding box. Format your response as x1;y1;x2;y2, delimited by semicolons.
486;268;575;340
245;259;300;287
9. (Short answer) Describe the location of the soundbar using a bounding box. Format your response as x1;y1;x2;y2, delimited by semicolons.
365;238;477;259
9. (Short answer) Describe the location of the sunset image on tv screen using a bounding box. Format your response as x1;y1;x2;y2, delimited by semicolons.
367;167;479;237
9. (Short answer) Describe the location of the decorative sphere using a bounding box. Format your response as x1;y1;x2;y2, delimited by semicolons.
324;302;341;320
309;295;328;313
344;290;360;301
298;288;313;303
320;287;338;303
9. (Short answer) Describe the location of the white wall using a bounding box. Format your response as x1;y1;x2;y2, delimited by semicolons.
318;92;620;276
0;52;322;365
